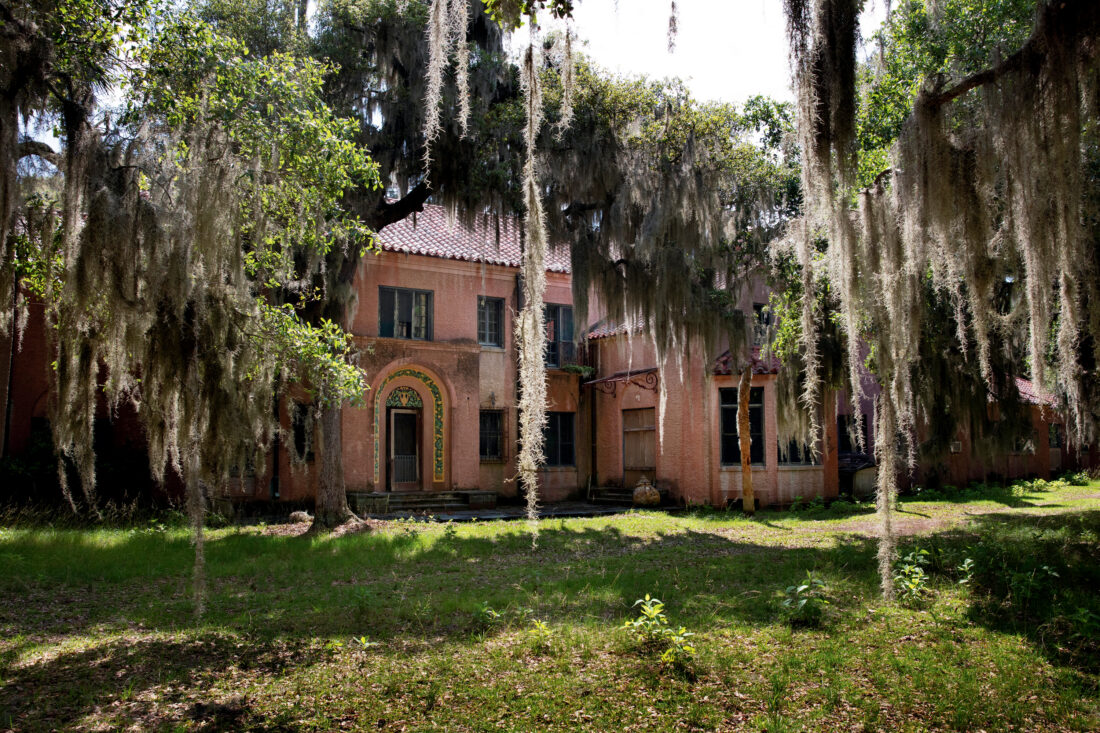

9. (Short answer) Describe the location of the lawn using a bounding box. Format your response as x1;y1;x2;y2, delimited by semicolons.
2;479;1099;731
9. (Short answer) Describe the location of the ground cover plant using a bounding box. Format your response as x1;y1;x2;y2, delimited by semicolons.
1;477;1099;731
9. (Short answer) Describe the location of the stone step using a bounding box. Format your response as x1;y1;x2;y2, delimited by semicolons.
349;489;499;516
591;496;635;506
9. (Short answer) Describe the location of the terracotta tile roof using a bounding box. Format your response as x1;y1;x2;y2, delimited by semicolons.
376;203;571;273
713;348;781;376
1015;377;1056;407
585;320;639;340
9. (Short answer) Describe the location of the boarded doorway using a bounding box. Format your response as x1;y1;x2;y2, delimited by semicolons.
623;407;656;489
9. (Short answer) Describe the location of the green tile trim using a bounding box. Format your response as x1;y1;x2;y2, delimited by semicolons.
386;386;423;409
374;368;445;485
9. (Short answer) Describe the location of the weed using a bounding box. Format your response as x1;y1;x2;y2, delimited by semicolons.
894;549;930;604
622;594;670;647
659;625;696;670
474;601;502;627
622;594;698;673
353;635;380;649
779;571;829;627
527;619;554;651
956;557;976;586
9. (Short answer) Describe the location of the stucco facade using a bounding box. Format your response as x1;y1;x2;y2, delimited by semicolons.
4;204;1092;511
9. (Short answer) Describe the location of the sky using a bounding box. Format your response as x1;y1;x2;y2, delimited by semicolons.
550;0;889;106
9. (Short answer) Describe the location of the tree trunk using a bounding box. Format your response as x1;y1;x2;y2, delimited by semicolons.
312;403;358;530
738;365;755;516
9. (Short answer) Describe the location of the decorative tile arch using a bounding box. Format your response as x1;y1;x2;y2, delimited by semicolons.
386;386;423;409
374;368;445;485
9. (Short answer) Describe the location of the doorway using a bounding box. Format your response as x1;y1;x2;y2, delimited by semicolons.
388;408;420;490
622;407;656;488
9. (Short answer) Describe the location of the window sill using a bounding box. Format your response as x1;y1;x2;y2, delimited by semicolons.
720;464;767;471
479;344;506;352
479;458;506;464
777;464;822;471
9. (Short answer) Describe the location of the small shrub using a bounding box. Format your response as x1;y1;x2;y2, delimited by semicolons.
1064;471;1090;487
474;602;503;627
956;557;976;587
622;594;670;647
352;635;380;649
1068;607;1100;640
894;549;931;604
659;626;696;670
623;594;698;672
779;571;829;627
527;619;554;650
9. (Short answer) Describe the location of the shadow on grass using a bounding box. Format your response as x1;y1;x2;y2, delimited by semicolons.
0;522;880;642
0;633;311;731
2;509;1098;730
898;510;1100;676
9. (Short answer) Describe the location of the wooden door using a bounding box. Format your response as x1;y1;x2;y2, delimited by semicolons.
623;408;656;489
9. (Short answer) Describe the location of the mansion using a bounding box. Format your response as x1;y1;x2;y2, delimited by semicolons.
0;204;1092;510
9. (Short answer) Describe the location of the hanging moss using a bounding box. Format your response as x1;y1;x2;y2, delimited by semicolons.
784;0;1100;598
516;34;548;527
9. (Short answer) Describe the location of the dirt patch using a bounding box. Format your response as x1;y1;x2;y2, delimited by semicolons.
259;517;388;537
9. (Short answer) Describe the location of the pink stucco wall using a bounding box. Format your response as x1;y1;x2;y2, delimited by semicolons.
590;333;839;508
274;250;588;499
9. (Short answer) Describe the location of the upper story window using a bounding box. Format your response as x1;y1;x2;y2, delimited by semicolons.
290;402;315;463
478;296;504;347
545;304;575;367
752;303;771;347
720;386;765;466
379;287;432;340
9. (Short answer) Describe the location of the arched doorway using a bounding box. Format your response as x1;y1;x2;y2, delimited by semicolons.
373;367;447;491
386;387;422;490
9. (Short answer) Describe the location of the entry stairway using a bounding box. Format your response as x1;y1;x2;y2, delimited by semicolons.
347;490;497;517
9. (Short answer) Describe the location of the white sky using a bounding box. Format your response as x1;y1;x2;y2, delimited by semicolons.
558;0;889;106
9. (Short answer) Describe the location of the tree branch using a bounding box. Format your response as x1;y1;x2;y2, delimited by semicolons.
368;180;433;231
18;140;60;167
923;0;1099;111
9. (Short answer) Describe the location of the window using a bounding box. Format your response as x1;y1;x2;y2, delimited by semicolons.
291;402;315;463
543;412;576;466
544;304;575;367
478;296;504;347
837;414;870;454
1049;424;1063;449
1013;436;1036;455
480;411;504;461
778;439;819;465
379;287;432;340
752;303;772;347
720;387;765;465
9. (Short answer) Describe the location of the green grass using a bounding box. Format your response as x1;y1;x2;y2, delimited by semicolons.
1;479;1099;731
